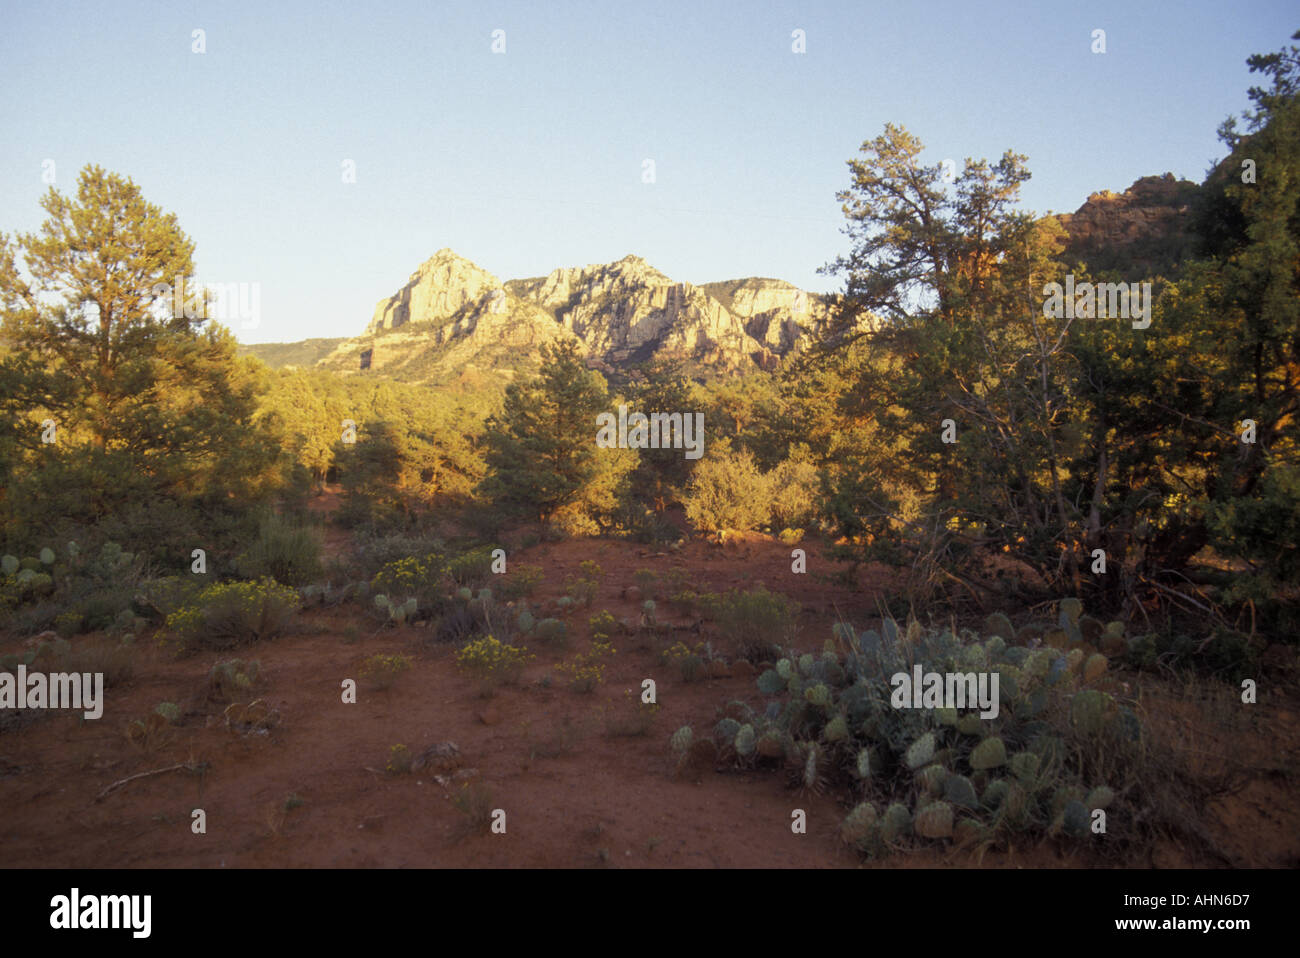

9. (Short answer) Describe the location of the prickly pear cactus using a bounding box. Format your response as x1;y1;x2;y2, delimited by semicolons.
905;732;936;770
714;717;741;743
1083;653;1108;684
804;682;832;709
881;803;912;842
969;736;1007;770
914;801;955;839
840;802;877;845
1071;689;1116;735
1085;785;1115;810
670;725;693;755
823;715;848;742
776;658;793;680
984;612;1015;642
757;669;785;696
39;547;55;566
734;723;756;757
944;773;979;810
756;730;786;758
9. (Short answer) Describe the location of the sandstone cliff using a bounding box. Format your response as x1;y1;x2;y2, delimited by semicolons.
317;250;831;384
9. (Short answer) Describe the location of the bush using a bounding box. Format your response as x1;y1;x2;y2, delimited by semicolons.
371;553;445;605
708;586;800;662
684;446;772;536
237;515;323;587
359;653;412;690
499;563;544;600
768;455;822;530
557;639;615;693
165;578;300;652
446;546;498;589
455;635;533;691
564;560;602;607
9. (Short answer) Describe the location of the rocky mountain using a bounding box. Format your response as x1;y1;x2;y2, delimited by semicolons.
1053;173;1200;280
309;249;832;384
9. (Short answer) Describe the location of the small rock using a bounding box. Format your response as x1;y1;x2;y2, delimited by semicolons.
731;661;756;678
708;660;731;679
476;708;501;726
625;586;642;603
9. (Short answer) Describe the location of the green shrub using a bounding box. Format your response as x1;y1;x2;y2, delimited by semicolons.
446;546;497;589
708;586;800;662
499;563;544;599
455;635;533;691
684;446;772;536
371;553;445;605
359;653;412;690
237;515;323;587
165;578;300;652
564;560;602;607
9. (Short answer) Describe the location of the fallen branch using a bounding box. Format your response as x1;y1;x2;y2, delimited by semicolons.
95;761;207;802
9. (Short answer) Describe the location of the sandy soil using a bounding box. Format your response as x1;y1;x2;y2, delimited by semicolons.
1;503;1296;869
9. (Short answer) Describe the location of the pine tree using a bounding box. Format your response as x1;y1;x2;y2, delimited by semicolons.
479;339;609;523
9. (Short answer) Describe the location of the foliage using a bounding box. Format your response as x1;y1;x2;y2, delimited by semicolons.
556;639;615;692
478;339;611;523
164;578;299;652
454;635;533;689
707;586;800;662
237;513;323;587
358;653;412;690
683;443;773;536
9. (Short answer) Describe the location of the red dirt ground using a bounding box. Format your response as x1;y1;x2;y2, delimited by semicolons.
1;502;1297;869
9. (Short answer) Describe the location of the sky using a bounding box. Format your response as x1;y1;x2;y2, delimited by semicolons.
1;1;1295;344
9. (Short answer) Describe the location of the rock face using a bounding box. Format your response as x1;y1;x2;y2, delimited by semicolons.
320;251;833;383
1054;174;1199;280
367;248;505;334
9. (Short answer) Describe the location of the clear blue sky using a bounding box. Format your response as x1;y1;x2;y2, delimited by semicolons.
1;0;1294;344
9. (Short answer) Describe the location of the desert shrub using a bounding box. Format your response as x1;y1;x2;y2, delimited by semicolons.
54;636;136;687
352;531;446;578
164;578;300;652
451;781;495;833
564;560;603;607
662;641;708;682
237;514;323;587
684;446;772;536
498;563;544;600
370;553;445;606
768;454;822;530
708;586;800;662
446;546;498;589
455;635;533;691
557;639;615;693
359;653;411;690
632;569;659;597
386;744;413;775
604;689;660;737
534;617;570;649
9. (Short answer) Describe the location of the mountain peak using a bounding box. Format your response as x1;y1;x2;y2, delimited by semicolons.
367;248;502;334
